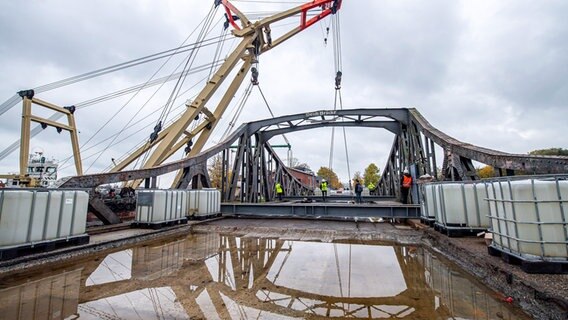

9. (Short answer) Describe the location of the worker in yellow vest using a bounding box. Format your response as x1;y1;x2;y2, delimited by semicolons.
320;179;328;202
275;182;284;201
367;182;376;195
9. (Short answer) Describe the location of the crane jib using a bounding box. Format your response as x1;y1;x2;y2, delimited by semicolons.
221;0;343;32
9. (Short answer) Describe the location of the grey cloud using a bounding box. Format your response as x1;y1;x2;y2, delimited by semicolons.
1;0;567;182
341;0;463;97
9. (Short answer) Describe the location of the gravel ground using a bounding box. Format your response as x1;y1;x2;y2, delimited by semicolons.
422;227;568;320
191;217;423;244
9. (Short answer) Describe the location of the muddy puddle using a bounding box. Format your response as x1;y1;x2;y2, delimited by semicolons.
0;232;530;319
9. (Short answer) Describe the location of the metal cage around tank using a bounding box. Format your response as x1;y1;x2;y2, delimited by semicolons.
486;174;568;268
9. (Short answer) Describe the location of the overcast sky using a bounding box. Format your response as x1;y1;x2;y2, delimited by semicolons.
0;0;566;186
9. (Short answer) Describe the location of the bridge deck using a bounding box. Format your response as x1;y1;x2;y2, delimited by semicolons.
221;201;421;219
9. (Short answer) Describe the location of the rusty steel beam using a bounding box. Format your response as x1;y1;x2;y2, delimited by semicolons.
409;108;568;174
60;108;568;193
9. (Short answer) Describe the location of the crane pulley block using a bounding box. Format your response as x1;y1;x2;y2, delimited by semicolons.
335;71;342;90
223;13;240;31
251;67;259;85
149;120;162;142
17;89;34;99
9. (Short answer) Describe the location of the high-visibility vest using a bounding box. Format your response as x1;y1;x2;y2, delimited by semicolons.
275;183;283;194
402;176;412;188
320;181;328;191
368;182;375;190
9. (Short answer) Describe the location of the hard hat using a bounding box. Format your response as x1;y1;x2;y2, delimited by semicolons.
403;169;409;174
322;179;326;182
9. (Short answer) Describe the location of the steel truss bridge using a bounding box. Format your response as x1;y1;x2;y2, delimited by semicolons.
58;107;568;221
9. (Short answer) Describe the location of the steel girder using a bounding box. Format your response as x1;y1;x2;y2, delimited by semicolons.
222;132;310;202
60;108;568;204
409;109;568;175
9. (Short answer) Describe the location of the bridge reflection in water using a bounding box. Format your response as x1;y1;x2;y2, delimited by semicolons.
0;234;530;319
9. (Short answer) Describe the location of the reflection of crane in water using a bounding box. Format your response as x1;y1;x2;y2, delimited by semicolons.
79;235;436;319
0;234;524;319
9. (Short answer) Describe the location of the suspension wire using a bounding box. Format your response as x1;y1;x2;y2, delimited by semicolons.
0;5;221;171
333;12;351;187
58;75;209;172
174;18;228;153
0;60;224;163
157;6;220;127
84;5;221;173
221;82;253;140
35;36;224;93
339;91;351;188
0;3;309;118
328;9;345;181
0;94;20;118
207;27;229;83
328;126;335;170
0;35;227;118
76;60;225;108
332;12;342;72
138;7;222;169
256;85;291;146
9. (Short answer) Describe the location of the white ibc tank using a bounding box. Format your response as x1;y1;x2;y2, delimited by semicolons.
488;178;568;259
437;183;490;228
187;189;221;217
432;185;444;224
135;189;188;223
421;184;438;220
0;190;89;247
198;188;221;216
188;190;199;217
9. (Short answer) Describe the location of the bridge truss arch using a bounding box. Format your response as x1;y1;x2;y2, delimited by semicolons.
60;108;568;204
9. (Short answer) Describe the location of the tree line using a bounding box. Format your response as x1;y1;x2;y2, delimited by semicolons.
316;163;381;190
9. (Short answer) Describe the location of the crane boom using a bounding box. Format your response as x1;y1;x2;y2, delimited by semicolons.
110;0;343;188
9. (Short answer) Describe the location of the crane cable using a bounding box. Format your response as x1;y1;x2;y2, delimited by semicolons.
92;5;222;172
0;34;229;118
57;75;210;171
81;5;221;172
0;58;226;162
256;85;291;147
334;13;352;189
157;4;220;127
328;10;350;188
137;6;223;169
58;75;211;172
220;82;254;140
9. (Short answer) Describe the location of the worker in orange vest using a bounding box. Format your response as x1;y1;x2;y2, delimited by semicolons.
401;169;412;204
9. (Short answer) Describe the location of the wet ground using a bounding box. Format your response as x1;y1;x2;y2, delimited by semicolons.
0;219;532;319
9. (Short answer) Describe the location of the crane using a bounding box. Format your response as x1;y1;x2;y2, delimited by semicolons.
106;0;343;188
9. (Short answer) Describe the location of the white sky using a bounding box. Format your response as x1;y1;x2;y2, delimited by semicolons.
0;0;566;186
